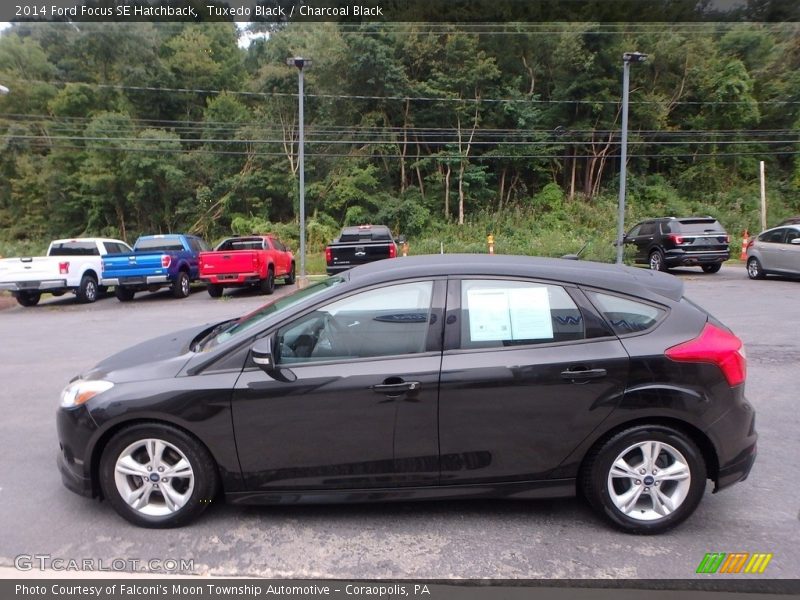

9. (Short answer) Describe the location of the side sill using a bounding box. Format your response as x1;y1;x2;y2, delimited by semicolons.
225;478;576;506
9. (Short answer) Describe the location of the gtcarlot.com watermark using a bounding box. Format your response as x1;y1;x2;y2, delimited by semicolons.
14;554;193;573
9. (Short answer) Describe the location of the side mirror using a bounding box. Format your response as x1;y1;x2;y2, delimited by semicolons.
791;238;800;245
251;337;296;383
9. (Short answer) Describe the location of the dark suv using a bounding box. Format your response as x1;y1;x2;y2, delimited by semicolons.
624;217;730;273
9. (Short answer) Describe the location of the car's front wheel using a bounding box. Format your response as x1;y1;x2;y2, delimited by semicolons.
581;425;707;534
99;423;218;528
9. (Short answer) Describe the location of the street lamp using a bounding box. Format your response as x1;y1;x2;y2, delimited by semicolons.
286;56;312;288
615;51;647;265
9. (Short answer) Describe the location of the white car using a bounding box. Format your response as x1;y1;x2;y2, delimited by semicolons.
746;225;800;279
0;238;131;306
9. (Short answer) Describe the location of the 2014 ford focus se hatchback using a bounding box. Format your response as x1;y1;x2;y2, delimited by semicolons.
57;255;756;533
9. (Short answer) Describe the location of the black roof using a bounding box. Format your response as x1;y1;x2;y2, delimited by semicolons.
345;254;684;302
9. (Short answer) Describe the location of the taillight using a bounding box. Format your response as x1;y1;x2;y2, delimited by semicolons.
389;244;397;258
59;261;70;275
253;255;260;270
325;247;332;263
665;323;746;387
668;234;685;244
161;255;171;268
724;234;730;243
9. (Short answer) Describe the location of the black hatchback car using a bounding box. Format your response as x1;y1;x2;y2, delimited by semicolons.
57;255;756;534
624;217;730;272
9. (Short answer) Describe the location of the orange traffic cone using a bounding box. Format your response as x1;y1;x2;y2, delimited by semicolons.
739;230;749;260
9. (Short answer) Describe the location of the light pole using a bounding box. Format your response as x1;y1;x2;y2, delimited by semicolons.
286;56;312;288
615;51;647;265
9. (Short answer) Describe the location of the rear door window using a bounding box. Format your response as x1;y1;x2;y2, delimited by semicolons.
759;228;787;244
459;280;584;348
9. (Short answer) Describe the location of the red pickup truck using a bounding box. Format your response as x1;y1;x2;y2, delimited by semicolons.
199;235;295;297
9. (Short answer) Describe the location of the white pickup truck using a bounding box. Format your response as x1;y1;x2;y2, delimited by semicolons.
0;238;132;307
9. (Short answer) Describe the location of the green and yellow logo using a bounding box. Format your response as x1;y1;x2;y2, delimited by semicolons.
696;552;773;574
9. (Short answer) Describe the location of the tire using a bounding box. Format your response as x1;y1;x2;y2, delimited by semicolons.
115;286;135;302
98;423;219;529
172;271;190;299
15;291;41;307
580;425;707;534
701;263;722;274
284;262;296;285
649;250;667;272
76;274;98;303
51;291;66;297
259;267;275;295
747;257;766;280
207;284;223;298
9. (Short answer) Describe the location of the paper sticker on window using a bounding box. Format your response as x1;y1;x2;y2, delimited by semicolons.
467;286;553;342
467;289;512;341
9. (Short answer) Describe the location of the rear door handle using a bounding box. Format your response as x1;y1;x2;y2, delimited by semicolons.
560;368;607;381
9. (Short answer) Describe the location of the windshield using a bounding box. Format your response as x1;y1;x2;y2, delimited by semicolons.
197;277;345;351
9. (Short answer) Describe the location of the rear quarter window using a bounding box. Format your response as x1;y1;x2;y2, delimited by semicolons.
587;292;666;335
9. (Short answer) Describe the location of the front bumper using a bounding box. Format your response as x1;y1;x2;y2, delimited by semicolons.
0;279;67;292
56;405;99;498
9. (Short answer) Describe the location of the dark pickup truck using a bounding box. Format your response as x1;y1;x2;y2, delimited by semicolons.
101;234;210;301
325;225;398;275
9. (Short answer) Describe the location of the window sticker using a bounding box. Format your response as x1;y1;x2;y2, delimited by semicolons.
467;286;553;342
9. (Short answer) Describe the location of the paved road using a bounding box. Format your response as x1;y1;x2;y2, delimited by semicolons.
0;266;797;579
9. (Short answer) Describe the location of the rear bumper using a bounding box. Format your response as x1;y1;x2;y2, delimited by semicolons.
715;444;757;492
326;265;352;275
0;279;68;292
200;273;261;286
665;250;730;266
101;275;169;287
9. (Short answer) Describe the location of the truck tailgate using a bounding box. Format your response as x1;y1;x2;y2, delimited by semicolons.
0;257;62;283
103;253;168;281
329;243;395;270
200;250;259;276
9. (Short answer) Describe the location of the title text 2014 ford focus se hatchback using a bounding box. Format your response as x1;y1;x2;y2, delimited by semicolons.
57;255;756;533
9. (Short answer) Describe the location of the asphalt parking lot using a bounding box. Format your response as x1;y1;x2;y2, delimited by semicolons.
0;264;798;579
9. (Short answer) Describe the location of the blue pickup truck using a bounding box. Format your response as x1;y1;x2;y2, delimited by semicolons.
101;234;210;301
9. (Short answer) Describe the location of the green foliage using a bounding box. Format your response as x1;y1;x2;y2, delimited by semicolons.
1;21;799;272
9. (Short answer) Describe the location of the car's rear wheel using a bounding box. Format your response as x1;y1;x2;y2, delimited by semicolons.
747;257;766;280
284;262;296;285
207;284;223;298
15;291;41;307
701;263;721;274
99;423;218;528
259;267;275;295
115;286;135;302
172;271;190;299
76;274;98;303
649;250;667;272
581;425;706;534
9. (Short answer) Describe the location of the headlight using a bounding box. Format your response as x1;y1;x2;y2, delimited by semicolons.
60;380;114;408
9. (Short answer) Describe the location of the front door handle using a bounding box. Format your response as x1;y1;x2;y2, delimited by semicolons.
560;368;607;381
370;381;421;395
